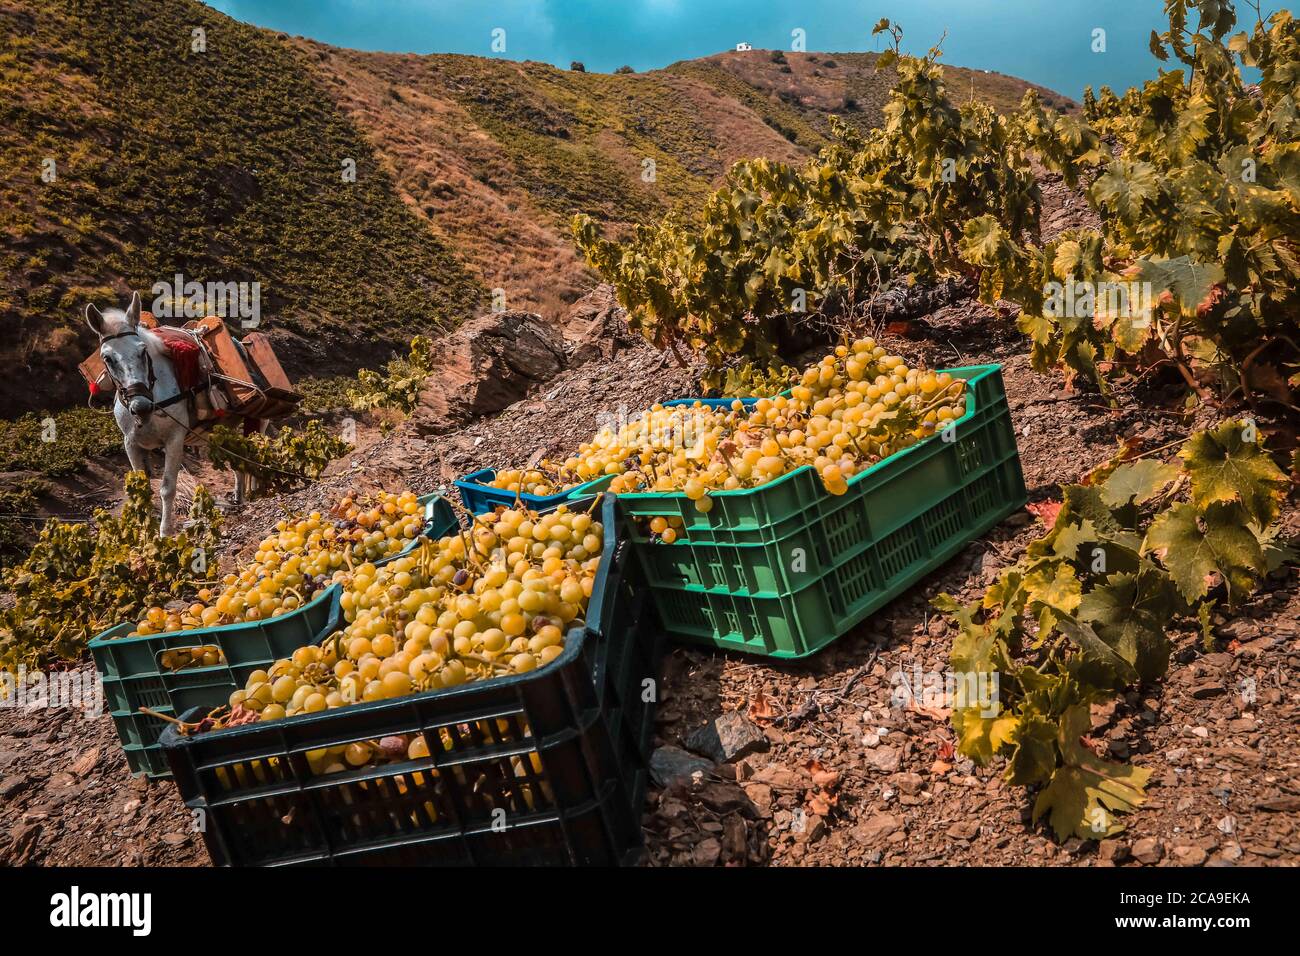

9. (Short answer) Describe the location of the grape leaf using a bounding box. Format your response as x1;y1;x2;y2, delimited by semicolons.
1005;712;1059;787
1099;458;1180;508
1052;241;1083;280
1025;561;1083;617
1091;161;1160;219
1143;502;1266;603
1033;763;1150;840
960;215;1010;262
1047;516;1098;562
1047;484;1143;554
1135;256;1225;318
1031;704;1151;840
1017;311;1056;348
1056;617;1139;685
1076;569;1177;680
954;708;1019;765
1149;29;1169;61
1181;420;1289;526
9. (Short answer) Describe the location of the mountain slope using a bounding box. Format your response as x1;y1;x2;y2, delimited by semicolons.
0;0;484;413
294;42;812;319
297;43;1073;324
672;49;1076;140
0;0;1072;414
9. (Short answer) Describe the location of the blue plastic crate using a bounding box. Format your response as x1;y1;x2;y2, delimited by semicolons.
455;467;614;515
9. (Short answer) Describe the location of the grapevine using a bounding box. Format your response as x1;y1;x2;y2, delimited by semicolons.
573;22;1038;388
0;472;221;674
576;2;1300;413
939;420;1291;839
208;420;352;496
965;2;1300;407
718;359;799;399
345;335;436;413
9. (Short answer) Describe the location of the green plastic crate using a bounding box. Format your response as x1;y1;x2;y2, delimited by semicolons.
90;493;459;777
92;586;343;777
619;364;1027;658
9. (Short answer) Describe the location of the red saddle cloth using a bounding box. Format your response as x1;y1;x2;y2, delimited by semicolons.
153;326;204;392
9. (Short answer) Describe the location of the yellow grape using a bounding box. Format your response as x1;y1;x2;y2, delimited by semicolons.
128;490;425;638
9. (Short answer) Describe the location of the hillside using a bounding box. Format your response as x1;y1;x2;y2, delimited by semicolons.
668;49;1076;144
0;0;1072;414
0;0;489;414
299;44;1075;323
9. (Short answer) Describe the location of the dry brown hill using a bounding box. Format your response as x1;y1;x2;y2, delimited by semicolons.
0;0;1072;414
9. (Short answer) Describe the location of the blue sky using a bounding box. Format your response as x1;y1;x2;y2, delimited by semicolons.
204;1;1291;97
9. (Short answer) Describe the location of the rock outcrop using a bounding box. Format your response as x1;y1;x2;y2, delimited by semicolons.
561;284;637;365
409;310;565;435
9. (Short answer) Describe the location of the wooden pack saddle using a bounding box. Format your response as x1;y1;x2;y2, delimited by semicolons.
79;313;301;422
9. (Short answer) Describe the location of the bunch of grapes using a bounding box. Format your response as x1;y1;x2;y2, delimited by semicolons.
486;469;562;497
130;490;426;637
221;502;603;725
482;338;966;511
159;644;223;672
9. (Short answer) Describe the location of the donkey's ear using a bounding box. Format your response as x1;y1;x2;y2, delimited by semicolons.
85;303;107;337
125;291;142;329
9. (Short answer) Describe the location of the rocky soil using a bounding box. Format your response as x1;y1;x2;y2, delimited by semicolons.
0;180;1295;865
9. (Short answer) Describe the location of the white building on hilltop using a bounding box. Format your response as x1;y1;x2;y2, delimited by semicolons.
736;42;753;51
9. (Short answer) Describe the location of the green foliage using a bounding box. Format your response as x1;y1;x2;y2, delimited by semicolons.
716;359;798;398
208;420;351;496
985;2;1300;403
0;408;121;476
0;473;221;673
295;337;434;414
346;336;436;413
294;375;359;413
579;3;1299;410
940;420;1289;840
0;477;51;565
574;29;1040;386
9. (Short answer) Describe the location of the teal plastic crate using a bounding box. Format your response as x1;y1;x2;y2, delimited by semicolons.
92;585;343;777
90;493;459;777
619;364;1027;658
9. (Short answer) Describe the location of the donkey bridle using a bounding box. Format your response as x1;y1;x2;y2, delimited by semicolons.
100;328;195;415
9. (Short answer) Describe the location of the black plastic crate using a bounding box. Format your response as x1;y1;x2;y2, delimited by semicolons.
161;495;664;866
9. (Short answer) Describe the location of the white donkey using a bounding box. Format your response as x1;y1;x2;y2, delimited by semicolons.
86;292;252;535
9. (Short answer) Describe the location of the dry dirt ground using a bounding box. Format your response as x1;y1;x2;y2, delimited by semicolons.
1;313;1294;868
0;175;1295;866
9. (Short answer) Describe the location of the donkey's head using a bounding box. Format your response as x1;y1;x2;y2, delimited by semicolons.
85;292;155;420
